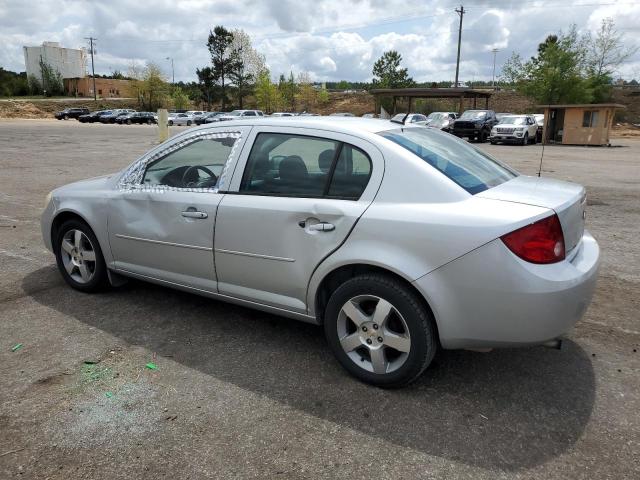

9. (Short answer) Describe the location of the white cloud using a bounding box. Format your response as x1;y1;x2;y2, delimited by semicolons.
1;0;639;82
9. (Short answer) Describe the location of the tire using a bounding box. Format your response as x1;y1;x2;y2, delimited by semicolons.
531;133;537;144
324;274;437;388
54;219;108;293
187;120;192;126
146;119;152;125
479;130;488;143
63;115;68;120
521;133;528;146
126;119;131;125
168;120;174;126
490;140;496;145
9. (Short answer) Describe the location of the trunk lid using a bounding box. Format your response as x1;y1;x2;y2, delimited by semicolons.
477;175;586;252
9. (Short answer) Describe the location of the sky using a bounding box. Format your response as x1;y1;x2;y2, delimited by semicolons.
1;0;639;83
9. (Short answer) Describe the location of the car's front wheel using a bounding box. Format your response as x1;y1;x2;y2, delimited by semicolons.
521;132;529;146
187;120;192;126
54;219;108;292
324;274;437;388
168;120;174;126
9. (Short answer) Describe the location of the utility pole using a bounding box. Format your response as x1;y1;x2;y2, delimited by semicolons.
166;57;175;85
85;37;97;101
491;48;499;90
454;5;465;89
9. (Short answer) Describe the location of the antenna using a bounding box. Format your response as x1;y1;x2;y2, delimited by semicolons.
537;99;551;177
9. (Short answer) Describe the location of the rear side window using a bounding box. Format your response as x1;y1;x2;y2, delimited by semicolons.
240;133;372;199
379;127;516;194
327;145;372;199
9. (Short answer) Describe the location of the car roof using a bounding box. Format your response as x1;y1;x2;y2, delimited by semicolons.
187;116;401;135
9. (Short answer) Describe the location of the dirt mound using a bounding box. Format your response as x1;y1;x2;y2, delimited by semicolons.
0;101;49;118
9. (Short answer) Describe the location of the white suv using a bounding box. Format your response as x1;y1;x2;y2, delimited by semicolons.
217;110;265;121
490;115;538;145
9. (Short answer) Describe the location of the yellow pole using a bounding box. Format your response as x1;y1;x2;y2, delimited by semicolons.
157;109;169;143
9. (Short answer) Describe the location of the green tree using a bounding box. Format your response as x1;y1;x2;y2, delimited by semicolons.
171;86;190;110
372;51;415;88
503;28;593;104
254;70;281;113
318;82;329;104
207;25;241;110
336;80;350;90
0;68;29;96
278;71;297;112
38;57;64;96
296;71;317;111
130;63;170;111
196;66;216;109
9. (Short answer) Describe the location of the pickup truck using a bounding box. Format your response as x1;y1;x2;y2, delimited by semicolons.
452;109;498;143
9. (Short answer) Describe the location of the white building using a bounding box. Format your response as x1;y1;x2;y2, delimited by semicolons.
23;41;86;81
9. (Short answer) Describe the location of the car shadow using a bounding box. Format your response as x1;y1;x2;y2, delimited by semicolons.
23;266;595;472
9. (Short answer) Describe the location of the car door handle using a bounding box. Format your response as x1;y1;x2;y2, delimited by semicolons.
181;210;208;219
308;222;335;232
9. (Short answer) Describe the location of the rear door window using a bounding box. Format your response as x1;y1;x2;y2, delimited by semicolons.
239;133;372;199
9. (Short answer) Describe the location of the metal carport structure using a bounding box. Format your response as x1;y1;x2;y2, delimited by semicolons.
369;87;493;116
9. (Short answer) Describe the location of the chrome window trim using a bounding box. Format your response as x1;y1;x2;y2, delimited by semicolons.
117;130;243;193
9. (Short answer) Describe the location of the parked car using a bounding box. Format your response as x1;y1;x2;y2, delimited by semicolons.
361;113;377;118
425;112;458;132
187;111;207;123
167;113;194;126
533;113;545;142
452;109;498;142
496;112;514;122
490;115;539;145
100;109;136;124
390;113;429;125
270;112;295;117
116;112;157;125
78;110;110;123
450;82;469;88
55;107;90;120
197;112;223;125
217;110;265;121
329;112;355;117
41;117;599;387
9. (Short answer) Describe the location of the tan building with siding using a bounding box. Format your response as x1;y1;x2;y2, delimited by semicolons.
540;104;625;146
63;77;134;98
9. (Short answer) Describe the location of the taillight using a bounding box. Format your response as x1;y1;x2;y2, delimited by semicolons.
501;214;565;264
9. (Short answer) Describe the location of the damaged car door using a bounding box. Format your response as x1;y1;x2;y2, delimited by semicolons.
108;128;249;291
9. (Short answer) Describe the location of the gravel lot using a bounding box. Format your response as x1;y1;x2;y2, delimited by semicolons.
0;119;638;479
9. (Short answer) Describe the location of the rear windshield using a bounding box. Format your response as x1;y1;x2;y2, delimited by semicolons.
378;128;517;194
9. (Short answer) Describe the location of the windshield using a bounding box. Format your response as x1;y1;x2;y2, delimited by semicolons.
378;127;517;194
460;111;486;120
429;113;446;121
499;116;527;125
227;110;243;116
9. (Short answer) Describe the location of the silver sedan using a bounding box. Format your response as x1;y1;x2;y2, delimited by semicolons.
41;117;599;387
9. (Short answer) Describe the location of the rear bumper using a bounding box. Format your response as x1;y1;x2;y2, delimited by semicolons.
413;231;600;349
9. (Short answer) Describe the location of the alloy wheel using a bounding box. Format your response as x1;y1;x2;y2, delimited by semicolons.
60;229;97;284
337;295;411;374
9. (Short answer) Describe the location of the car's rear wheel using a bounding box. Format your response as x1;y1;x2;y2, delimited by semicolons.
168;120;174;126
146;119;152;125
187;120;192;126
324;274;437;388
55;219;108;292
